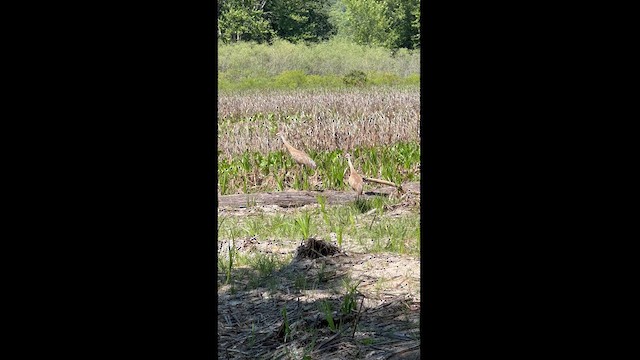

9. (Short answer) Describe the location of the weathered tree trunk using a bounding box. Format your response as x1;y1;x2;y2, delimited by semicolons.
217;182;420;208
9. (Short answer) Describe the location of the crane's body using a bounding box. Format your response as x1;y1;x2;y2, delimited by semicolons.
276;132;316;169
345;153;363;197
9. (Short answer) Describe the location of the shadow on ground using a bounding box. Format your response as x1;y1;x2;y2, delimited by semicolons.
218;242;420;360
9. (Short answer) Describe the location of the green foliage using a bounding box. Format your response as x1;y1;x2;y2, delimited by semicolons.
360;338;375;345
249;253;281;278
340;0;393;47
336;225;344;247
264;0;335;43
218;0;275;43
218;0;420;50
217;203;421;257
371;196;385;216
410;0;421;48
274;70;308;89
368;71;400;86
384;0;421;49
217;142;420;195
316;261;330;283
317;195;332;228
343;70;368;87
281;306;291;342
218;39;420;89
328;0;420;49
316;195;327;213
405;73;420;86
225;236;235;284
243;216;263;236
320;301;336;332
366;215;419;254
340;278;360;315
294;273;308;290
219;72;347;91
352;198;373;213
218;0;336;45
294;211;312;239
248;323;256;347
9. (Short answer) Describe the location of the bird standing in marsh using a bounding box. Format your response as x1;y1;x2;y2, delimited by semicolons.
344;153;364;199
276;131;317;189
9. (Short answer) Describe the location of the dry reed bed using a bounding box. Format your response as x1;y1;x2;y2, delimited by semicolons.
218;88;420;160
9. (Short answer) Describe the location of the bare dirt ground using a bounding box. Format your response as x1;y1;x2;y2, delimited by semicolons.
217;190;421;359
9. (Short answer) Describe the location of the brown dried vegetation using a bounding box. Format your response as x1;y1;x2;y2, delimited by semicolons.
218;88;420;160
218;245;420;360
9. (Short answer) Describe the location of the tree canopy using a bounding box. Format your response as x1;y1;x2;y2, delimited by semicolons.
218;0;420;50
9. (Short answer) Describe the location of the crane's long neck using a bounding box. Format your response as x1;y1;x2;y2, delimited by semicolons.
280;134;293;151
347;157;356;173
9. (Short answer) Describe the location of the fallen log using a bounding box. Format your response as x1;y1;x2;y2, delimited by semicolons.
363;176;401;189
217;182;420;208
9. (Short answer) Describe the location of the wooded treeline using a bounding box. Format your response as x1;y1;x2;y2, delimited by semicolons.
217;0;420;50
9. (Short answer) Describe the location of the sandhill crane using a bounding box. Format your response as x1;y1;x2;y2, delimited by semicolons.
344;153;363;199
276;131;316;169
276;131;318;189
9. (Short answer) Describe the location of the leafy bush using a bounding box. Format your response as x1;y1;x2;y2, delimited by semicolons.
218;38;419;81
274;70;308;89
343;70;367;87
404;74;420;86
368;72;400;86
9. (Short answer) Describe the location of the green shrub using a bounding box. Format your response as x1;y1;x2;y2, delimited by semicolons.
218;38;419;82
343;70;368;87
403;74;420;86
274;70;308;89
368;72;400;86
305;74;344;88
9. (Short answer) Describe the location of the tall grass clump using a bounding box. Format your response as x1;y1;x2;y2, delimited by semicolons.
295;211;313;239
